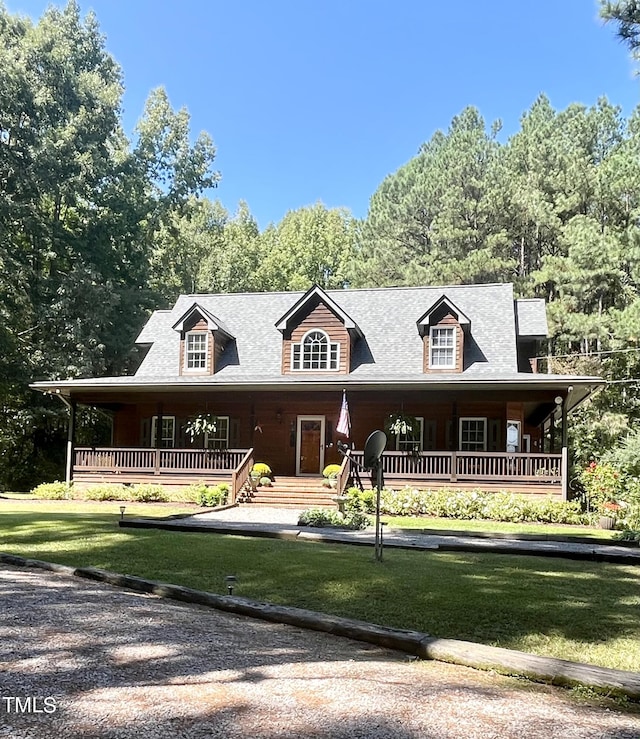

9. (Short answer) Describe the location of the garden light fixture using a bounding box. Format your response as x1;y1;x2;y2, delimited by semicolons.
224;575;238;595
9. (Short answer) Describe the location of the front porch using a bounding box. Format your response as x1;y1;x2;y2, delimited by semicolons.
72;446;567;503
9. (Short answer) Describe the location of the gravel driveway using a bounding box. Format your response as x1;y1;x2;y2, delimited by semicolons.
1;565;638;739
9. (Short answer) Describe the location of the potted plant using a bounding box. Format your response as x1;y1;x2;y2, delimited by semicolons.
185;414;220;443
599;500;622;530
250;462;272;491
322;463;342;489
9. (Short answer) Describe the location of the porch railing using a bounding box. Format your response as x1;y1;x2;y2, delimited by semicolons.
349;450;564;485
74;447;249;475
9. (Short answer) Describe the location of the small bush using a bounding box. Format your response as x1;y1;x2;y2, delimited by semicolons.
84;484;127;501
298;507;370;530
31;481;72;500
195;483;229;507
345;487;376;514
259;476;272;487
130;484;168;503
374;487;589;525
252;462;271;477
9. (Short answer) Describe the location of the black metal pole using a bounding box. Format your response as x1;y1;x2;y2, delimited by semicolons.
375;462;383;562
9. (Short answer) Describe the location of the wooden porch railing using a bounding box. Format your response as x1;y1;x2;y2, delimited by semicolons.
231;448;254;505
349;450;564;486
74;447;250;475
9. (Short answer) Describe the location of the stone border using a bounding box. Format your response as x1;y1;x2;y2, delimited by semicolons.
1;552;638;700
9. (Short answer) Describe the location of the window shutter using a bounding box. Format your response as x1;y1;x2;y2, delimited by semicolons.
140;418;151;447
488;419;501;451
424;420;436;451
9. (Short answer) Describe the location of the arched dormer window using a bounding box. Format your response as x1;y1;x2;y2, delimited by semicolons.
291;329;339;371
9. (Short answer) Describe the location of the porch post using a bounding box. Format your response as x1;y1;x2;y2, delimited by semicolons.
561;396;569;500
65;399;76;486
155;403;163;474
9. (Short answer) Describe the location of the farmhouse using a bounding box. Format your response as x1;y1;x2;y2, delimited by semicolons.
32;283;602;504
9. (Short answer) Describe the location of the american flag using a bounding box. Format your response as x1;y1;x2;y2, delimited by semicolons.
336;391;351;436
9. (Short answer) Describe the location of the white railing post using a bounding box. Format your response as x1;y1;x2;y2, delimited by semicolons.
561;446;568;500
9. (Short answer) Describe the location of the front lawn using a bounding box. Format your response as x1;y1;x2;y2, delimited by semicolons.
382;515;619;539
0;500;638;673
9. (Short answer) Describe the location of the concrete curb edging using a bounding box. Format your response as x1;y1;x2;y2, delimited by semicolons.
1;552;639;700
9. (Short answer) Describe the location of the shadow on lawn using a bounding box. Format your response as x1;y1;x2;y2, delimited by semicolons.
1;509;639;666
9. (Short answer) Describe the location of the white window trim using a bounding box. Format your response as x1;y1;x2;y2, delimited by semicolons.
151;416;176;449
459;417;487;451
204;416;230;449
429;325;456;369
395;416;424;451
184;331;209;373
291;329;340;372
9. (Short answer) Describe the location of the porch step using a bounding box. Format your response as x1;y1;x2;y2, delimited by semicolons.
240;476;337;507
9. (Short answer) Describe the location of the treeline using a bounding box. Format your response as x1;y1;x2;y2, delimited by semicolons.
1;1;639;487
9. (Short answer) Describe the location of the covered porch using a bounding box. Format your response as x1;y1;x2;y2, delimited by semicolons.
36;379;598;505
72;445;567;504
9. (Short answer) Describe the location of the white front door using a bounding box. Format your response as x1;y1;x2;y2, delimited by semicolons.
296;416;325;475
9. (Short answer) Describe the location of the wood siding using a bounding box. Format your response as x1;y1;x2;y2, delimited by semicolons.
106;390;546;477
282;301;351;374
178;316;216;376
423;313;464;373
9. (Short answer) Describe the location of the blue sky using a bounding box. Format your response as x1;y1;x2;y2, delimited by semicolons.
6;0;640;228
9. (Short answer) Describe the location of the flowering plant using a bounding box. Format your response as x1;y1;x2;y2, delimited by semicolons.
602;501;622;513
579;461;624;514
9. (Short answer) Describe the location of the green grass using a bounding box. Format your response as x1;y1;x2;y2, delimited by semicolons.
382;515;618;539
0;500;638;673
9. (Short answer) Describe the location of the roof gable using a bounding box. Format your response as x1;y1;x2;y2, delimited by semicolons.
172;303;234;339
275;284;362;337
416;295;471;337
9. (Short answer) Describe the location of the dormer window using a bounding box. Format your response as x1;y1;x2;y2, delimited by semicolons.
185;331;209;371
292;329;339;371
429;326;456;369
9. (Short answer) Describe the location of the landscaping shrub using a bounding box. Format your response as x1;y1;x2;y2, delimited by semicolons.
344;487;376;514
130;484;169;503
190;482;229;507
579;462;624;513
298;507;370;530
83;484;127;501
375;487;589;525
31;481;72;500
259;477;272;487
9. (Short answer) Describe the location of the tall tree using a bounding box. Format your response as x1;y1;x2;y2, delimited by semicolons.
356;107;510;287
600;1;640;60
258;203;358;291
0;1;218;488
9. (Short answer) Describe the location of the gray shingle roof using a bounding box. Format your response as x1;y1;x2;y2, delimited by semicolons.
134;283;524;383
515;299;548;338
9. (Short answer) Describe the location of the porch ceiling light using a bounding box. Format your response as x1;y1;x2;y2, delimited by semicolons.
554;396;563;406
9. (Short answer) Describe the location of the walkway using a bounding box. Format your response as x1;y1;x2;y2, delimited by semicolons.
121;505;640;565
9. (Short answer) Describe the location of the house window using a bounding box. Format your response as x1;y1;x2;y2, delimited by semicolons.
429;326;456;368
205;416;230;450
151;416;175;448
459;417;487;451
395;417;424;452
185;331;208;371
292;330;339;371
